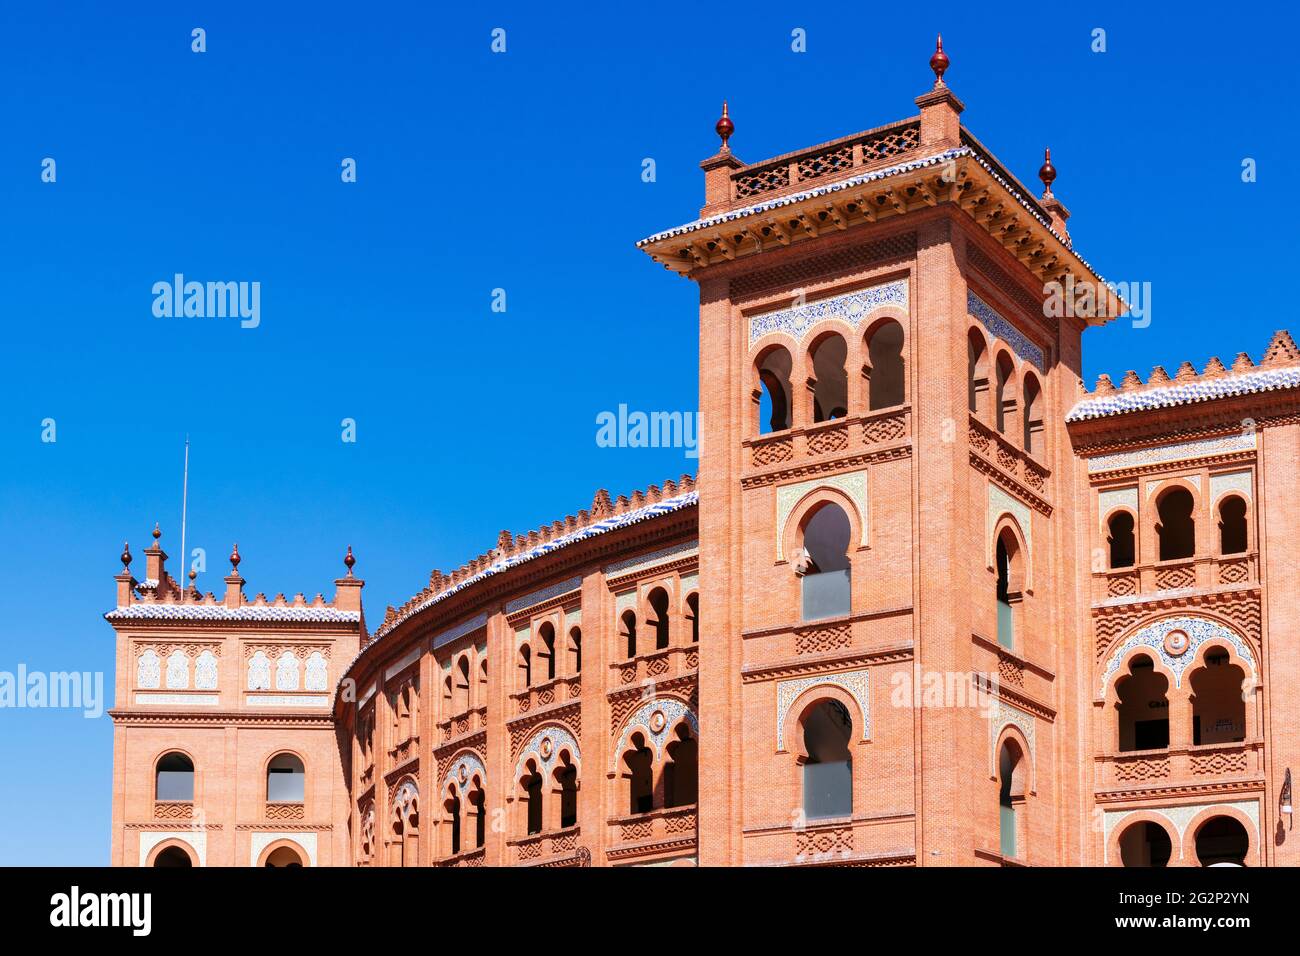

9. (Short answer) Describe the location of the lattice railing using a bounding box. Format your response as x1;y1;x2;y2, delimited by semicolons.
732;123;921;201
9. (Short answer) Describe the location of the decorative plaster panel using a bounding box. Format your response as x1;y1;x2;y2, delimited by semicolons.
775;470;869;561
1097;615;1258;696
775;668;870;751
969;290;1045;372
1088;433;1255;474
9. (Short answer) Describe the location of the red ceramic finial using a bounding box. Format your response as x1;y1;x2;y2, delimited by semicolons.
121;541;132;569
230;543;241;572
152;522;161;542
715;101;734;151
1039;147;1057;197
344;545;356;575
188;569;197;589
930;34;949;86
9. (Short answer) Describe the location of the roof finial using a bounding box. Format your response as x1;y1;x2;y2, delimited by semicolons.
344;545;356;576
121;541;132;570
715;101;734;152
1038;147;1057;198
229;543;241;572
930;33;949;87
188;568;197;591
151;522;162;543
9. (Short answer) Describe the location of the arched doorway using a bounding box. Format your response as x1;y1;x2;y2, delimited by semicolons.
1195;816;1249;866
152;845;193;867
263;845;305;867
1118;820;1172;867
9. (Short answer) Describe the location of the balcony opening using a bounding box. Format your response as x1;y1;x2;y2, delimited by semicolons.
153;845;193;868
625;733;654;815
1116;655;1169;752
968;328;990;420
620;609;638;659
1119;821;1172;867
1190;648;1246;745
810;332;848;422
867;319;905;410
1195;817;1249;866
1157;487;1196;560
647;587;670;651
664;724;698;808
1218;495;1247;555
1107;511;1136;569
756;346;793;434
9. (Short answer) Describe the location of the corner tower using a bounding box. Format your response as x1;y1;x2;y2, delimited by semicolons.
639;38;1119;865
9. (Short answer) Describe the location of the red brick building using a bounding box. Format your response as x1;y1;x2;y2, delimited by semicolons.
107;41;1299;867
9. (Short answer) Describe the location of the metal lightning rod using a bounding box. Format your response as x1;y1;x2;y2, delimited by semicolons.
179;437;190;600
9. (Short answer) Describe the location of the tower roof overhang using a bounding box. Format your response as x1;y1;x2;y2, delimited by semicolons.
637;135;1125;325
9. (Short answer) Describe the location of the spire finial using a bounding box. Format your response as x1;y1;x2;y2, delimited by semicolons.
230;543;241;572
151;522;161;543
188;568;197;589
1038;147;1057;197
121;541;132;570
344;545;356;576
715;100;734;152
930;33;949;87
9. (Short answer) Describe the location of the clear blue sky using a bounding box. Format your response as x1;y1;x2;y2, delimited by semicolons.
0;2;1294;864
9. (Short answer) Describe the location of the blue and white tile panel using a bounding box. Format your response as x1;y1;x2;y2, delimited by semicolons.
1096;615;1258;697
969;290;1045;373
748;280;907;348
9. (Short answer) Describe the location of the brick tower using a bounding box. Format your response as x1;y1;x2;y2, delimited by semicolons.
638;39;1119;865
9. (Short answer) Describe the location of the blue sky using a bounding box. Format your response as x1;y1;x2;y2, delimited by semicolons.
0;2;1294;864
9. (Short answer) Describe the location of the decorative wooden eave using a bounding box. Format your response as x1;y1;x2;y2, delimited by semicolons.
638;139;1126;325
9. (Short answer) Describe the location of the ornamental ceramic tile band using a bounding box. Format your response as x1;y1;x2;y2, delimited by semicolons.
443;751;487;795
610;698;700;771
748;279;908;348
514;724;581;783
968;290;1046;373
1097;615;1258;696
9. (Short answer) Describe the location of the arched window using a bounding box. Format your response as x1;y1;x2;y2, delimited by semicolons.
444;787;462;855
468;776;486;849
442;674;453;714
620;609;638;659
155;752;194;802
522;760;543;835
801;699;852;820
968;328;990;419
685;593;699;643
267;753;305;803
1157;487;1196;560
568;627;582;675
1107;511;1136;569
1190;647;1246;746
799;502;852;622
478;658;488;703
1116;655;1169;752
454;656;471;712
998;737;1025;859
995;352;1017;438
866;320;905;410
1218;496;1247;555
153;845;193;868
537;623;557;682
1022;373;1043;457
664;724;699;808
995;526;1023;650
755;345;793;434
1119;821;1172;868
810;332;848;422
518;644;532;689
1194;817;1248;867
647;588;670;650
554;754;578;829
624;733;654;814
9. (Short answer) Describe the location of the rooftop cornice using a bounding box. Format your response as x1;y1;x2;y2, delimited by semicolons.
104;604;361;624
637;142;1121;321
1068;331;1300;422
